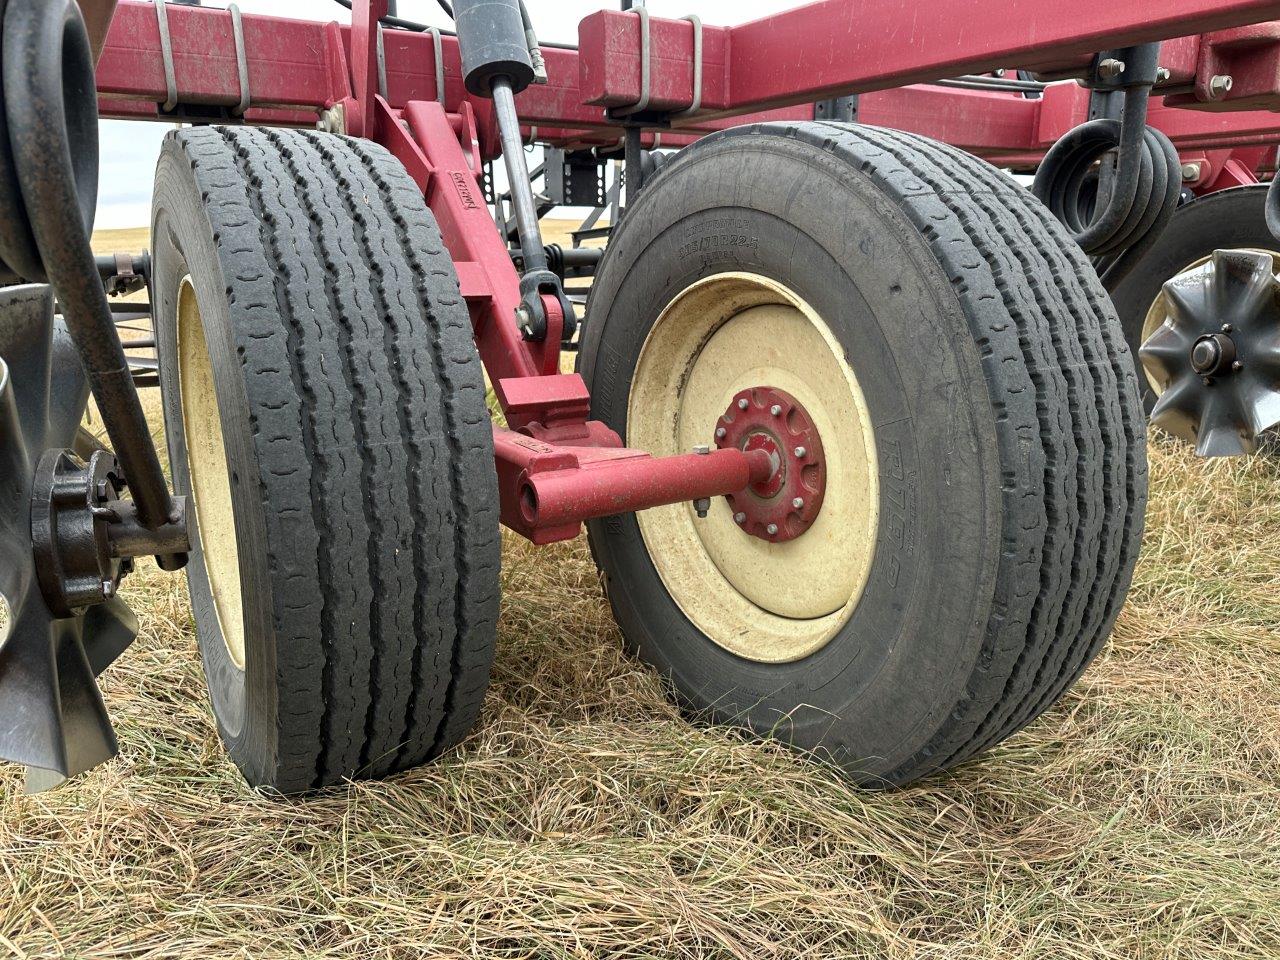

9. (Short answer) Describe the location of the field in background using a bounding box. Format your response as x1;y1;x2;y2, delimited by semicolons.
1;228;1278;958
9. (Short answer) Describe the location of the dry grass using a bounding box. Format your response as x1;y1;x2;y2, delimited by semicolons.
1;230;1279;958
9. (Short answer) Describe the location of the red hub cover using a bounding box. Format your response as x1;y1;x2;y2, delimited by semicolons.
713;386;826;542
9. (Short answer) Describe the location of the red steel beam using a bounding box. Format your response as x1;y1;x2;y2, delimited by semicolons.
721;0;1280;114
97;2;1280;165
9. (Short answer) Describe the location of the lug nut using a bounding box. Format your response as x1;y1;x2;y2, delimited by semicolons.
792;497;804;509
1097;58;1125;80
737;398;749;410
794;446;807;458
1208;75;1233;99
766;523;778;536
770;404;782;416
715;427;727;439
734;512;746;524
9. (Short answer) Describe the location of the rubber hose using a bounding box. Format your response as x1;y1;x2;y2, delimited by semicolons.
1033;89;1181;290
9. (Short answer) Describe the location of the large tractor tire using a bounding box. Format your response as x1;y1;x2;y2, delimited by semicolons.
1110;184;1279;413
578;122;1148;786
151;127;500;792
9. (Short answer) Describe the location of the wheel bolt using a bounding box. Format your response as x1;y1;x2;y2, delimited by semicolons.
715;427;727;439
792;497;804;509
737;398;749;410
794;446;807;458
734;512;746;524
770;404;782;416
766;523;778;536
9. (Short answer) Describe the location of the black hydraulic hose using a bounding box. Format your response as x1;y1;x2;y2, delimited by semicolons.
0;0;179;544
1264;173;1280;244
1033;87;1180;290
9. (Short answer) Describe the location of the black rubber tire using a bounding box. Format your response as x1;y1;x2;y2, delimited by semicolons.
151;127;500;792
578;122;1148;786
1110;184;1278;413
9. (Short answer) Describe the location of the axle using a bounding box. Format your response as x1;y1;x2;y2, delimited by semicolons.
493;428;776;545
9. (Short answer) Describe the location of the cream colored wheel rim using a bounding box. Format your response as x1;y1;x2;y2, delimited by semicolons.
177;277;245;670
628;273;879;664
1142;249;1280;395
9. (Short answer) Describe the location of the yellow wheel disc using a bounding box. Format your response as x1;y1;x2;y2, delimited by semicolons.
627;273;879;664
177;277;245;669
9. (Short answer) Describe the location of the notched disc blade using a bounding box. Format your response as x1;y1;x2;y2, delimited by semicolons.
1142;249;1280;458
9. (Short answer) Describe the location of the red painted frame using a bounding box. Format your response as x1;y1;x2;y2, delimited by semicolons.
93;0;1280;543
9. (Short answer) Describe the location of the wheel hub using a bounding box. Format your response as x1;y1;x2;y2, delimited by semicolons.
714;386;826;542
1140;248;1280;457
1190;332;1237;377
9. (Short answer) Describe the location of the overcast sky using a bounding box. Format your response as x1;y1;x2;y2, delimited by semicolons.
97;0;788;228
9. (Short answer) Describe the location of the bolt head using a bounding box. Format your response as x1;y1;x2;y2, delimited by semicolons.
1181;163;1202;182
792;497;804;509
794;446;807;458
734;512;746;524
1155;66;1171;83
715;427;727;439
770;404;782;416
737;398;749;410
1222;323;1234;333
1233;360;1244;372
1208;75;1233;99
766;523;778;536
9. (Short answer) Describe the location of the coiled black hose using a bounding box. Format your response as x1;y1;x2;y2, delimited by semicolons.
1033;89;1181;290
1264;170;1280;244
0;0;178;541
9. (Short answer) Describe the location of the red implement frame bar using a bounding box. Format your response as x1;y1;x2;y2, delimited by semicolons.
93;0;1280;542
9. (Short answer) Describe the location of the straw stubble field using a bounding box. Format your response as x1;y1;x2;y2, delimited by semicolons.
0;226;1278;958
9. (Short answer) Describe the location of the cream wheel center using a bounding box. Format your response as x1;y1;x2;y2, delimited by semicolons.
627;273;879;664
177;277;246;670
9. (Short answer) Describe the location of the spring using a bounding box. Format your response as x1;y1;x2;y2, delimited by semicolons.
0;0;100;285
1;0;175;531
1264;168;1280;244
1033;90;1181;290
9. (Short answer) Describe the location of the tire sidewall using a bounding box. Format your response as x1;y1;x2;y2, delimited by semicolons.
579;132;1003;777
152;141;279;783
